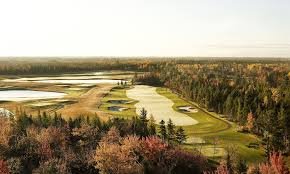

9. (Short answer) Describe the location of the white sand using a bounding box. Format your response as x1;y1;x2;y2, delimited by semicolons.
179;106;198;113
126;85;198;126
186;137;205;144
0;108;14;117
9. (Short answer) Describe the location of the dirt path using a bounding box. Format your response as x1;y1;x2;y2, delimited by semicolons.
57;84;114;120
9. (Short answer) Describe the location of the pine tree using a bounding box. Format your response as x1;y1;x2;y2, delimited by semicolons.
159;120;167;141
86;116;90;125
148;115;156;135
263;131;271;161
52;112;59;127
92;114;102;128
68;117;74;128
140;108;147;122
236;159;247;174
37;109;42;126
42;112;52;128
167;119;175;143
176;127;186;144
139;108;149;137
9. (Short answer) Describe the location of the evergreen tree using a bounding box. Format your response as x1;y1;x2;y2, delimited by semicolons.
167;119;176;143
139;108;149;137
159;120;167;141
140;108;147;121
92;115;102;128
263;131;271;161
236;159;247;174
37;110;42;126
52;112;58;127
176;127;186;144
148;115;156;135
68;117;74;128
42;111;50;128
86;116;90;125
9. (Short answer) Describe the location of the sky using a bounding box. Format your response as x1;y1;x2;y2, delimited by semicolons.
0;0;289;57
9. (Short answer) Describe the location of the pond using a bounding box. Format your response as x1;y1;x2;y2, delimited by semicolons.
3;78;123;85
126;85;198;126
2;72;130;84
108;106;128;112
107;100;133;104
0;90;66;101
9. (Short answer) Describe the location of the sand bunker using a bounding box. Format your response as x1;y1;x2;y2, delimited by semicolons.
108;106;128;112
0;108;14;117
107;100;133;104
126;85;198;126
186;137;205;144
178;106;198;113
200;146;226;157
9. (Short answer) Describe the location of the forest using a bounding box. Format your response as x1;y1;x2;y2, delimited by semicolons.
0;58;148;75
0;109;209;174
0;58;290;174
1;109;289;174
136;60;290;156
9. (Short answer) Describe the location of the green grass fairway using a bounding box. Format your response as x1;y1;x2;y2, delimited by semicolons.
156;88;230;134
100;85;265;163
156;87;265;163
99;86;137;119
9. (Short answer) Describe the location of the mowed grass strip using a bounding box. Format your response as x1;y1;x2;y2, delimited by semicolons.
156;88;229;134
156;87;265;163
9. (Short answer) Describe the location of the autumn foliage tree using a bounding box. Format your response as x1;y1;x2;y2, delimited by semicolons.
141;136;207;174
247;112;255;132
258;152;290;174
95;129;143;174
0;118;12;150
0;160;9;174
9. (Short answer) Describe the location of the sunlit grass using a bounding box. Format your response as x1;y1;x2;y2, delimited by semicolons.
156;87;265;164
99;85;265;163
99;86;137;119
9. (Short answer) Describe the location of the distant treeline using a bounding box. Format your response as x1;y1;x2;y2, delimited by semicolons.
0;58;149;75
1;57;289;75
